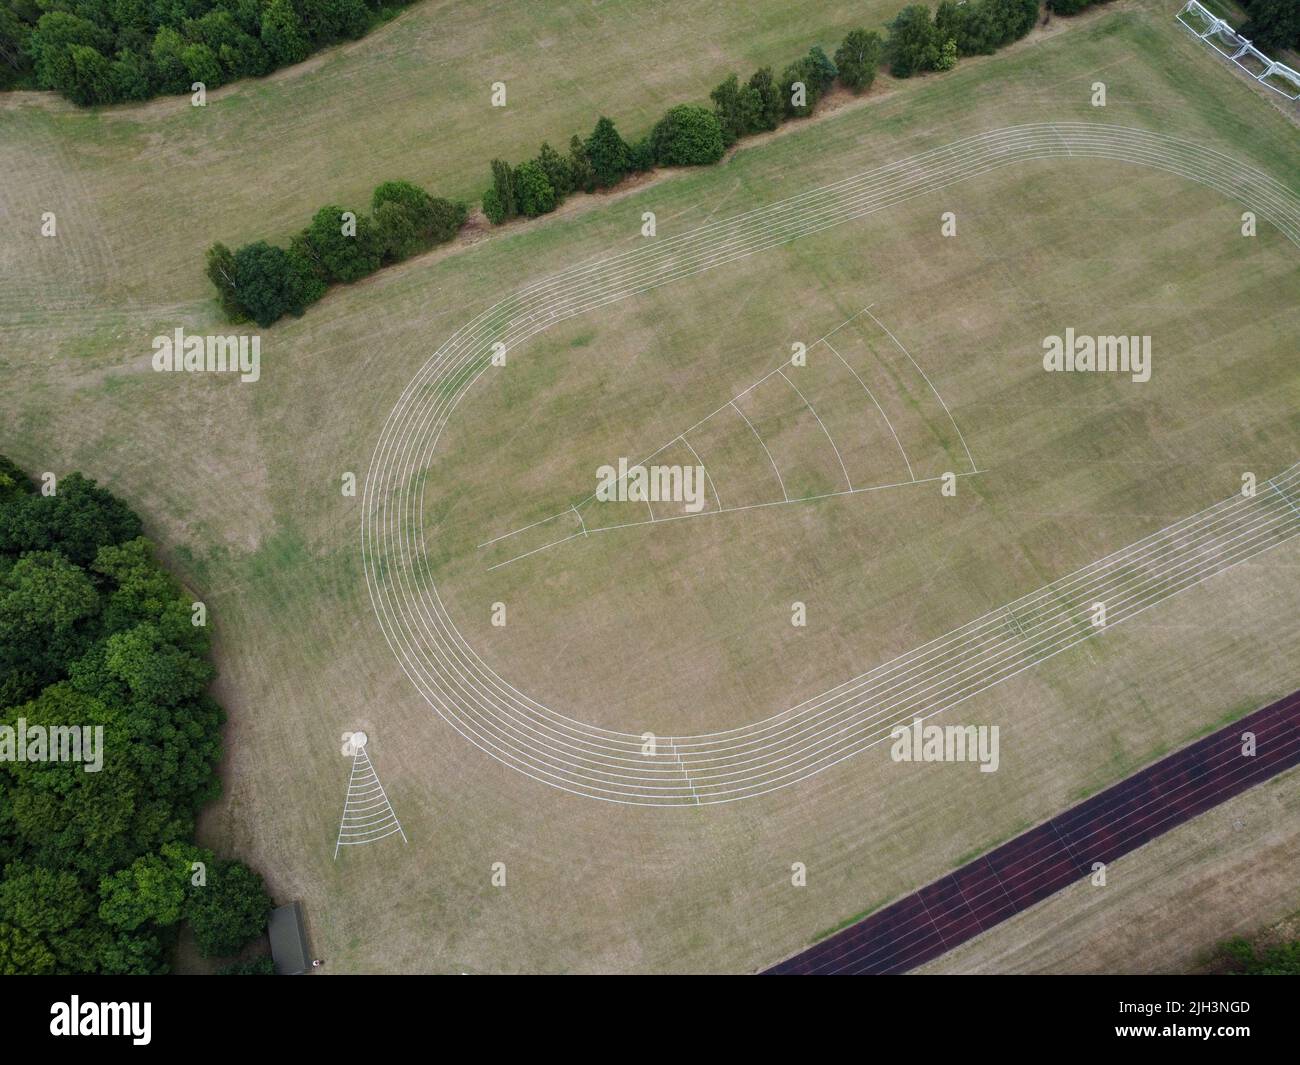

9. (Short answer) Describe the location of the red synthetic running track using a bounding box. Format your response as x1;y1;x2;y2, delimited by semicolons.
765;689;1300;974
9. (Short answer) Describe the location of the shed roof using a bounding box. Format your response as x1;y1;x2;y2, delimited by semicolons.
268;902;311;975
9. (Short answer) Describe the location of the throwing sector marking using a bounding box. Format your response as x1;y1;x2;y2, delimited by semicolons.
334;736;408;858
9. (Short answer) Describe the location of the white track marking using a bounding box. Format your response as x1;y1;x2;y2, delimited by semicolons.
1270;477;1300;519
679;433;723;511
481;305;930;548
777;368;853;491
730;400;789;501
362;123;1300;806
822;337;916;481
487;472;984;569
862;308;977;474
334;747;408;858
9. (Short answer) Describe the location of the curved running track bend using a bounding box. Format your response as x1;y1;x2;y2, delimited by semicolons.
765;689;1300;974
362;123;1300;806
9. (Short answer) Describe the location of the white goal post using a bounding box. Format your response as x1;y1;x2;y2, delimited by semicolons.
1177;1;1300;100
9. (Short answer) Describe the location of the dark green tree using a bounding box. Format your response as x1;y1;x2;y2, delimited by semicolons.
650;104;725;166
584;116;632;188
187;859;272;957
780;56;822;117
260;0;309;66
489;158;517;218
372;199;422;260
231;241;325;327
746;66;784;130
535;141;572;198
205;242;246;321
886;5;941;77
513;160;556;217
293;204;382;284
567;134;595;193
1242;0;1300;50
834;28;883;93
806;45;838;92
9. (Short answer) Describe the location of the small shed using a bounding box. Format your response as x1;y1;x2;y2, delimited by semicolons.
268;902;312;975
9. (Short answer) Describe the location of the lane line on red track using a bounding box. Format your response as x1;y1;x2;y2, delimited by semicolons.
764;689;1300;974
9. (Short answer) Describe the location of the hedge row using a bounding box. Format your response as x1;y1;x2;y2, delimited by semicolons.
480;44;850;227
203;1;1101;323
207;180;467;326
480;0;1071;226
1;0;415;104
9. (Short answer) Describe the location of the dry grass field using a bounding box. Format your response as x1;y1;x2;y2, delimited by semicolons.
1;1;1297;972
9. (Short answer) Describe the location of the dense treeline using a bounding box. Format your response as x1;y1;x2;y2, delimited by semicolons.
1238;0;1300;52
0;0;415;103
0;456;270;973
479;0;1061;226
207;178;467;326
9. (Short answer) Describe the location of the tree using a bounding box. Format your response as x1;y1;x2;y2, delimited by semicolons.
567;134;595;193
293;204;381;284
0;923;55;975
102;622;212;707
649;104;725;166
0;455;31;504
990;0;1041;45
27;13;112;96
231;241;325;327
886;5;941;78
180;42;223;89
372;181;465;244
98;848;193;932
584;116;632;188
1215;936;1300;975
205;242;246;321
780;56;822;117
92;537;203;651
627;136;654;173
535;141;572;198
513;160;556;217
0;551;100;687
1241;0;1300;51
489;158;517;218
186;859;272;957
710;73;745;147
0;457;265;976
300;0;369;42
0;7;33;77
149;25;190;94
481;186;507;225
806;45;838;93
109;48;153;101
936;36;958;71
835;29;883;93
260;0;309;66
0;470;142;566
66;44;115;105
747;67;784;131
372;199;422;260
0;863;91;936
